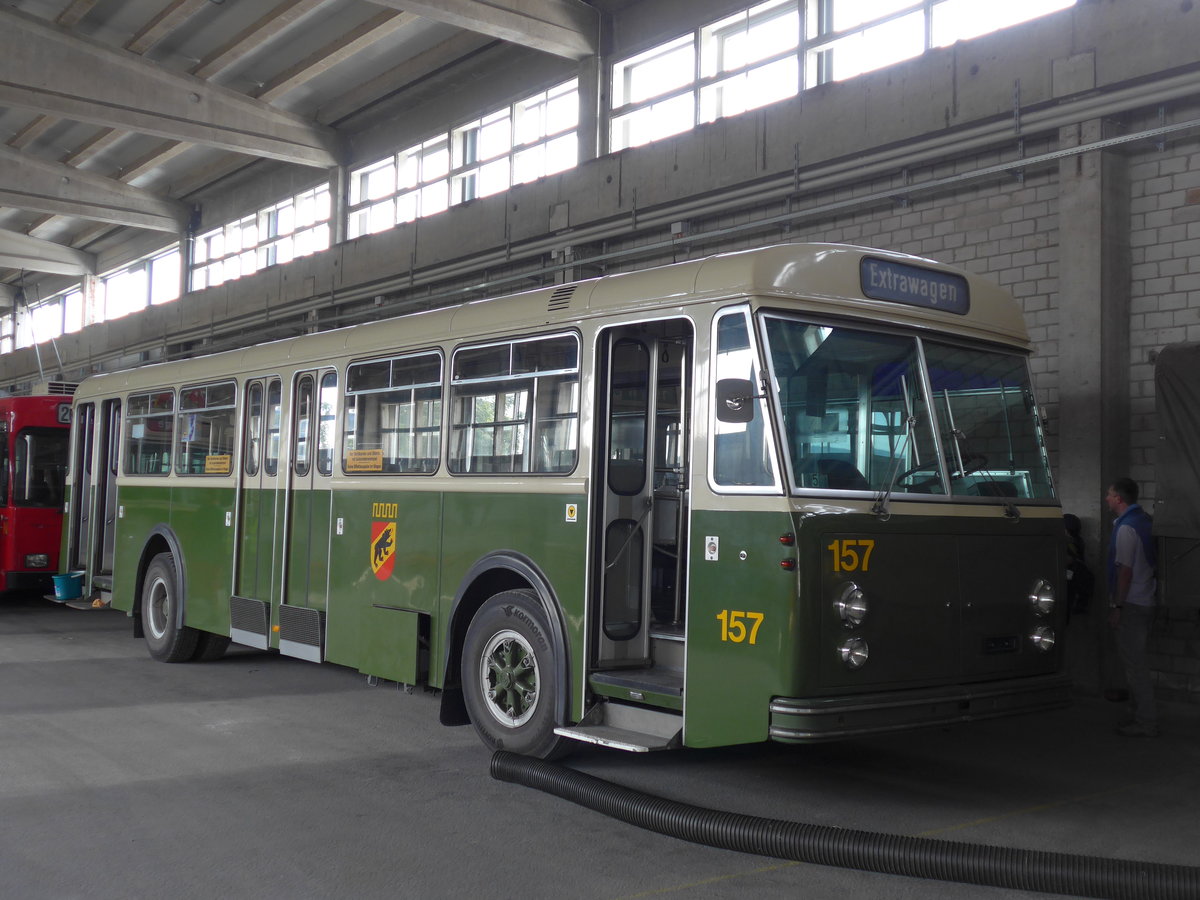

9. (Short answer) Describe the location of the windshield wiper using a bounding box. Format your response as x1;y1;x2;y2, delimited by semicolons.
872;413;919;519
943;394;1019;519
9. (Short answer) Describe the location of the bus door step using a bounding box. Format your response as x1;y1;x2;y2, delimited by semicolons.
554;702;682;752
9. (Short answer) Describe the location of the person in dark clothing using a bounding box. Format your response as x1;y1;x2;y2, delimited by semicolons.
1063;513;1093;615
1105;477;1158;737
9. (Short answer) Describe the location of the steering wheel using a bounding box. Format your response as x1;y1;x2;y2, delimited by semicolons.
951;452;988;478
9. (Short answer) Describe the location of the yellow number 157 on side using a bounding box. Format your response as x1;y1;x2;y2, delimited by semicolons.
716;609;764;644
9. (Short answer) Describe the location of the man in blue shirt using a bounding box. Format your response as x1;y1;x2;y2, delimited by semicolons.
1105;477;1158;737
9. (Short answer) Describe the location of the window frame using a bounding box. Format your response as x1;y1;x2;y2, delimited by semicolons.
174;380;238;477
347;78;580;240
123;389;176;476
448;332;581;476
343;350;445;476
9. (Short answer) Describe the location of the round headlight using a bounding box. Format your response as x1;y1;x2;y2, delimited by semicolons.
839;637;869;669
1028;579;1055;616
1030;626;1056;652
833;582;869;628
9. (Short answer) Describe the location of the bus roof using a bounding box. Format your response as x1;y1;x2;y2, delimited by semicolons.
73;243;1029;400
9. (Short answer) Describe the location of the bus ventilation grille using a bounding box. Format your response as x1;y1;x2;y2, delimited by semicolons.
547;286;575;312
28;381;78;396
230;595;269;636
279;604;324;647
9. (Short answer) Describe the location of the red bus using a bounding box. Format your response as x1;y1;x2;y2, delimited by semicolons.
0;395;73;593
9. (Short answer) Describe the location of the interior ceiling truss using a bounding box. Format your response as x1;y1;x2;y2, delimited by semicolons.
0;0;599;284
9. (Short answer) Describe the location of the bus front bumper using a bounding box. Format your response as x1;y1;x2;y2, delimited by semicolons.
769;674;1072;743
5;571;54;594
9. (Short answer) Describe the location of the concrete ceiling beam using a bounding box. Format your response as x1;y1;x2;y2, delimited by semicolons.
0;7;342;168
368;0;597;60
0;145;190;233
0;229;97;277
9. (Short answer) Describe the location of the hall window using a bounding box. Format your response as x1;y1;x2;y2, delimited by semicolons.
191;185;330;291
611;0;1076;151
348;79;580;239
611;1;799;152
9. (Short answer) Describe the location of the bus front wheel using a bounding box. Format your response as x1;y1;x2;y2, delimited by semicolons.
141;553;199;663
461;590;566;759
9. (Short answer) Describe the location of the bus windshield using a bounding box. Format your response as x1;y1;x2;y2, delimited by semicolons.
762;315;1054;500
13;428;69;508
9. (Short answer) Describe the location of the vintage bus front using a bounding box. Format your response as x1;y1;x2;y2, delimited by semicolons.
683;250;1070;748
0;397;72;593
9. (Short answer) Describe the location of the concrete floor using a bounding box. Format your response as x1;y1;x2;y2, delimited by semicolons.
2;595;1197;900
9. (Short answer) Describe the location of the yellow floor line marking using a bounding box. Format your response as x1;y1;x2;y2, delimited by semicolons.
913;782;1141;838
614;862;802;898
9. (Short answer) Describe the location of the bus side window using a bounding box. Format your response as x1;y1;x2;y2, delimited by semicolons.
343;353;442;475
265;380;282;476
244;382;263;476
449;335;578;475
317;372;336;476
711;311;774;488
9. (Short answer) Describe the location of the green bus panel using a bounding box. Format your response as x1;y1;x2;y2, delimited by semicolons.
356;606;425;684
238;487;281;603
285;489;332;611
110;485;172;614
108;484;236;638
438;490;588;704
325;490;443;681
59;484;72;569
170;484;236;635
807;513;1065;692
684;508;799;748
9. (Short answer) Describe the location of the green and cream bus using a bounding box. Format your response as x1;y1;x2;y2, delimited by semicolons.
64;243;1070;757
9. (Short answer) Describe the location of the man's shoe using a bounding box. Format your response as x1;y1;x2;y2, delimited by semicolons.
1115;722;1159;737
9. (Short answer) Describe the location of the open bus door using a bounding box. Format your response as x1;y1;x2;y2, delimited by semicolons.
559;319;693;751
68;399;120;602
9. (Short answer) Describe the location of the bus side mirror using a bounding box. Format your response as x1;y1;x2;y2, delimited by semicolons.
715;378;759;424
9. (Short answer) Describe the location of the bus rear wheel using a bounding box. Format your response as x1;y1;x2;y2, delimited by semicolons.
462;590;566;759
191;632;231;662
141;553;199;663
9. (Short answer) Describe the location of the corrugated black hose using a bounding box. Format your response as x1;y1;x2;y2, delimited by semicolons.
491;750;1198;900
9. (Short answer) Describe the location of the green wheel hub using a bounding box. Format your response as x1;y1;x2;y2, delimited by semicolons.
480;629;540;728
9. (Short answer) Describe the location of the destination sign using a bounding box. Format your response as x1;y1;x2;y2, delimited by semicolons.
860;257;970;315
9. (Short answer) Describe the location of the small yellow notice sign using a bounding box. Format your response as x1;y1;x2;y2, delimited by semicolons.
204;454;232;475
346;449;384;473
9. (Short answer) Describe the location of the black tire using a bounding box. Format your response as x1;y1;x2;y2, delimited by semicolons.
191;632;231;662
461;590;566;759
141;553;199;663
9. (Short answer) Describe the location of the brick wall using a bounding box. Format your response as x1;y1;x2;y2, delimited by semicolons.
1124;113;1200;705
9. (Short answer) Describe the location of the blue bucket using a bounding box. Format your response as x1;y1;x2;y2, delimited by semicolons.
52;572;84;601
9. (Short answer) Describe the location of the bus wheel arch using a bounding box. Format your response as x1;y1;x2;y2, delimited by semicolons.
134;528;198;662
441;553;569;745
